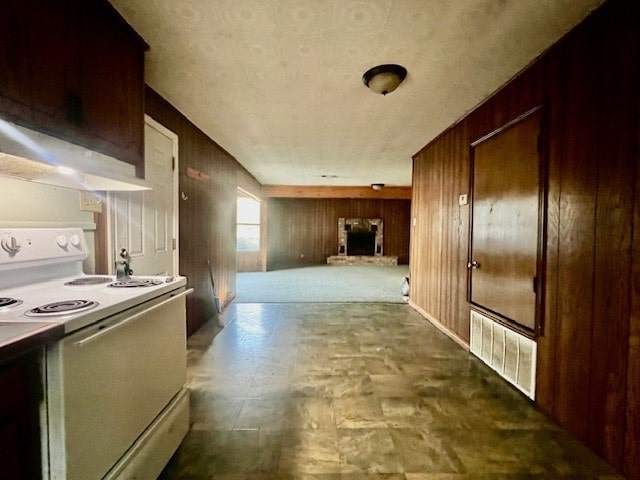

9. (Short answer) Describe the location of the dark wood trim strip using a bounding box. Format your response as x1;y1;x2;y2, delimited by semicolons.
262;185;411;199
470;105;543;147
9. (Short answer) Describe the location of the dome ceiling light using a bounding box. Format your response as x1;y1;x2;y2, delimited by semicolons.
362;64;407;96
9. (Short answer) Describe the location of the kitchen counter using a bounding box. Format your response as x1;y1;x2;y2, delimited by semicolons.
0;322;64;364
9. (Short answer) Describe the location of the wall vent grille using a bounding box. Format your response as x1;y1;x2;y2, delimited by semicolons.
469;310;537;400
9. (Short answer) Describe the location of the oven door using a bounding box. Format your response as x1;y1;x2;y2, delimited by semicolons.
45;287;191;480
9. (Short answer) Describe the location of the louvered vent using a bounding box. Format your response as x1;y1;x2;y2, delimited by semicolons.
469;310;537;400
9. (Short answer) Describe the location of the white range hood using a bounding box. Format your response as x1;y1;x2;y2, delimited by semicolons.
0;120;150;191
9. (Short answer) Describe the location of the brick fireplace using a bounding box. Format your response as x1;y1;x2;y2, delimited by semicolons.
327;218;397;266
338;218;383;256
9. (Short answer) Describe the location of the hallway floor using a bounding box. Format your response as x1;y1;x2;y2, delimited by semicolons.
160;303;623;479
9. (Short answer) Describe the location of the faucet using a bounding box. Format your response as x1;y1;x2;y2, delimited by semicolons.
115;248;133;281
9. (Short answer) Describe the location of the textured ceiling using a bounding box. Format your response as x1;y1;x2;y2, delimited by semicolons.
110;0;604;186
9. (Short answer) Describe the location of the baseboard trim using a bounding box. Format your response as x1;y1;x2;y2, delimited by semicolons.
408;300;470;350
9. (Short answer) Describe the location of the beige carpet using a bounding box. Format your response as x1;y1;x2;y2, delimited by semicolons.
235;265;409;303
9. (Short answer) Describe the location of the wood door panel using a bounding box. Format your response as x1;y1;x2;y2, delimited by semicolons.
471;110;541;331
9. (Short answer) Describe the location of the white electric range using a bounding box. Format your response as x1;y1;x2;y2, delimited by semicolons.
0;228;192;480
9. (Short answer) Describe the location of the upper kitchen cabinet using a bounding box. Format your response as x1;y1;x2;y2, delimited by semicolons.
0;0;66;123
74;0;147;173
0;0;147;176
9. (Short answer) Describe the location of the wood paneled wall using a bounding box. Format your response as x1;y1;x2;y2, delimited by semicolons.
410;125;471;345
145;87;261;336
267;198;410;270
409;1;639;477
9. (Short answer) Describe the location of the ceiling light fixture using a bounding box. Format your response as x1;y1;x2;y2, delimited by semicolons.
362;64;407;95
371;183;385;191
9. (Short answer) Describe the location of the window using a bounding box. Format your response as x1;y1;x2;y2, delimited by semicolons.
237;195;260;252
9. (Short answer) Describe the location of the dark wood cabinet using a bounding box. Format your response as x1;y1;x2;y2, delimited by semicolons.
0;0;146;174
77;0;146;168
28;0;67;122
0;0;66;123
0;353;42;480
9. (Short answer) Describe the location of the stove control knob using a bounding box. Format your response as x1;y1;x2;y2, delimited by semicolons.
69;234;81;248
55;234;68;248
1;235;21;254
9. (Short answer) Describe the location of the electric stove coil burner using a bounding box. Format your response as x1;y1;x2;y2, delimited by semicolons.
25;299;98;317
64;277;113;286
109;279;164;288
0;297;23;309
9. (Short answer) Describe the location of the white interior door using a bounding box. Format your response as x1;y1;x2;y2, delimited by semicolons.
109;117;178;276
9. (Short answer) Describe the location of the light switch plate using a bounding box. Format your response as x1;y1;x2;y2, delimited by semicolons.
79;191;103;212
459;194;468;206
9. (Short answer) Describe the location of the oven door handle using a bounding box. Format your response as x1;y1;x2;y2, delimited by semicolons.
75;288;193;347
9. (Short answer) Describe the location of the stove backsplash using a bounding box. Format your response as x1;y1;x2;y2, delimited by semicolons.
0;176;97;274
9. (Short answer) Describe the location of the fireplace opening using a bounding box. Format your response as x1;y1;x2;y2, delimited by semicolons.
347;231;376;256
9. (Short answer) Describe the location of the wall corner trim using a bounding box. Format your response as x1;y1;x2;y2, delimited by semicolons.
409;300;470;350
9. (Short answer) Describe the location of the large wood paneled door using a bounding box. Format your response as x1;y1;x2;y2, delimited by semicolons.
469;108;543;332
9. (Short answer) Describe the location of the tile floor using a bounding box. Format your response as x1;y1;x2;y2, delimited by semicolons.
159;303;624;479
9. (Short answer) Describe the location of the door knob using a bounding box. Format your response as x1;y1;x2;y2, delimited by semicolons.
467;261;480;269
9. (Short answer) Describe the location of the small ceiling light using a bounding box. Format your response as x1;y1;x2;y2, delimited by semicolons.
371;183;385;191
56;165;75;175
362;64;407;95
